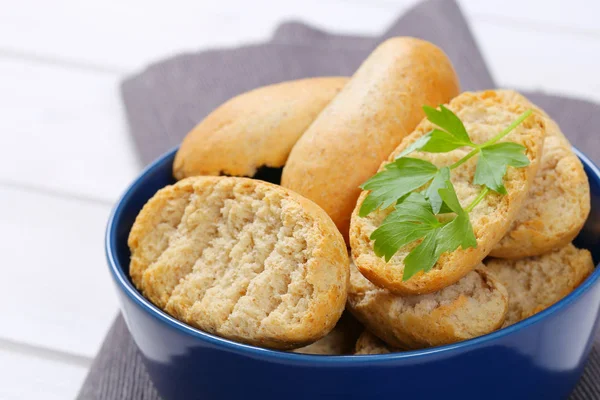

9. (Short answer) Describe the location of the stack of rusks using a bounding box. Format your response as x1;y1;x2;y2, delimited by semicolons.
129;37;593;354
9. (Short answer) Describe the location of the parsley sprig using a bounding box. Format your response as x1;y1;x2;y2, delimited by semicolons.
359;105;532;280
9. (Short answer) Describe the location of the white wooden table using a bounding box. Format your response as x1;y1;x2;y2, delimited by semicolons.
1;0;598;398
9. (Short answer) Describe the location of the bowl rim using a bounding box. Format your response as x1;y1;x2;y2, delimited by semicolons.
106;146;600;364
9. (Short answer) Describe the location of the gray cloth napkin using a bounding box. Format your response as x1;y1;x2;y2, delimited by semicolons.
122;0;495;167
269;18;600;166
81;0;600;398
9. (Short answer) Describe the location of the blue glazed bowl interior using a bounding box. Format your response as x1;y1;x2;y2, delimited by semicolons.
107;146;600;360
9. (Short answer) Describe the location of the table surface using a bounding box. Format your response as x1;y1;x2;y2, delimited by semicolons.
1;0;599;398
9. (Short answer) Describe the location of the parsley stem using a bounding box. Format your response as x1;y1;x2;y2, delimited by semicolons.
450;148;480;170
465;187;490;212
482;110;533;147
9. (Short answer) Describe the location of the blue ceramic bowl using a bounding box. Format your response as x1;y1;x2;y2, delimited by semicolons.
107;147;600;400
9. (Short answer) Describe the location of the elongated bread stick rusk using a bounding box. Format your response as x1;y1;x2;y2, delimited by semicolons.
174;77;349;179
282;37;460;242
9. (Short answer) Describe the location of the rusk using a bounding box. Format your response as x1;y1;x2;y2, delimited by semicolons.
351;90;546;294
347;263;508;349
129;176;349;349
354;331;394;355
485;244;593;326
282;37;459;242
293;312;362;355
174;77;348;179
491;108;590;258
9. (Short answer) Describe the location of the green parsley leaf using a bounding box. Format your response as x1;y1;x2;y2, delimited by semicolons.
402;180;477;280
473;142;530;194
425;167;450;214
359;158;438;217
437;212;477;252
437;202;455;214
403;231;438;280
420;129;471;153
399;106;475;158
396;132;433;158
436;178;464;215
404;212;476;280
423;105;470;143
370;193;441;261
437;181;477;250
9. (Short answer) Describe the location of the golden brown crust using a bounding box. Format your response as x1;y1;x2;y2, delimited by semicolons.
354;331;394;355
281;37;460;242
293;312;363;355
173;77;349;179
485;244;594;326
350;90;546;295
490;115;590;258
347;263;508;349
128;176;349;349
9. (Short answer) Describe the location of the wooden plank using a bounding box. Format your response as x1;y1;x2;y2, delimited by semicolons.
358;0;600;34
0;58;140;202
471;20;600;102
0;0;400;71
461;0;600;34
0;2;597;204
0;185;119;357
0;2;597;206
2;0;598;74
0;345;88;400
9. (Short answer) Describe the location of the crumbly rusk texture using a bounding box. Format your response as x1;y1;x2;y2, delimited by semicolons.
490;114;590;258
501;91;570;145
351;90;546;295
128;176;349;349
173;77;349;179
282;37;459;242
293;312;362;355
485;244;593;327
354;331;394;355
347;263;508;349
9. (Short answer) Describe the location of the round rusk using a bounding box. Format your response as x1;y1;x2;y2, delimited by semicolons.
351;90;546;295
485;244;593;327
128;176;349;349
354;331;394;355
293;312;362;355
347;263;508;349
490;109;590;258
173;77;348;179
